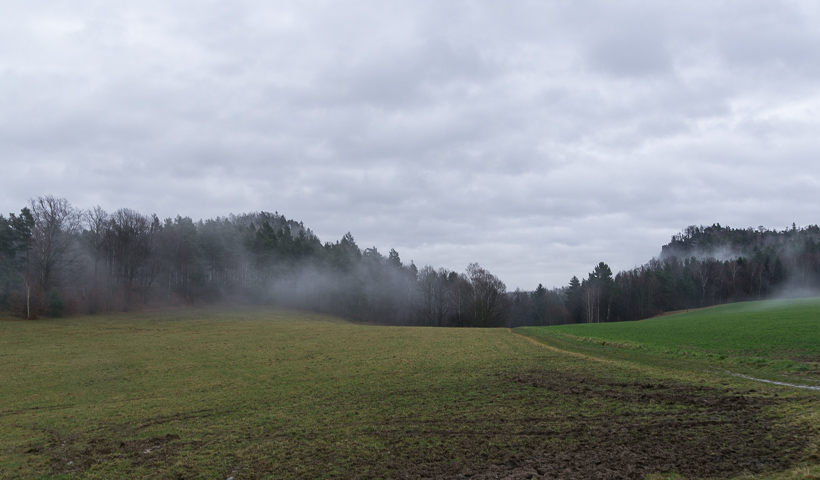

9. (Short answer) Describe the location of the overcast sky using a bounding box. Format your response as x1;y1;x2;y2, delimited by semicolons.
2;1;819;290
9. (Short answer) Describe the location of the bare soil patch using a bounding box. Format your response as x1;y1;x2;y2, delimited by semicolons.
25;410;217;476
381;370;813;480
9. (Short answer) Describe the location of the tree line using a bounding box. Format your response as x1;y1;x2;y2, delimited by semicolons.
603;223;820;321
2;198;818;326
0;196;512;325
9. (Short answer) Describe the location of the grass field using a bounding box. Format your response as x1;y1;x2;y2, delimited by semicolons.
516;298;820;378
1;305;818;479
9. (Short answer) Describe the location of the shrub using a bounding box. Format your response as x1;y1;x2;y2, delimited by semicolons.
48;290;65;318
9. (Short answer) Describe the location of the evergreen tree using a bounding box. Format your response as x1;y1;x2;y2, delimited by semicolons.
565;276;582;323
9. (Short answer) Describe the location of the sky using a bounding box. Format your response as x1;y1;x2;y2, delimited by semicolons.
2;1;819;290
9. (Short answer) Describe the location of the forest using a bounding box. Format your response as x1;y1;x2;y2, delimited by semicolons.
2;196;820;326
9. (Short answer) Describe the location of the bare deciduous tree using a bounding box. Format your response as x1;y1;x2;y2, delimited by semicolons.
29;195;82;293
466;263;507;327
417;266;451;326
111;208;155;308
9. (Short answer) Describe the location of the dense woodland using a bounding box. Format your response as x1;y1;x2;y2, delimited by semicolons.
2;196;819;326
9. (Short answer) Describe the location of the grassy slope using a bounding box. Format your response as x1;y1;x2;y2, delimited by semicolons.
0;308;554;478
517;298;820;377
0;307;817;479
516;298;820;479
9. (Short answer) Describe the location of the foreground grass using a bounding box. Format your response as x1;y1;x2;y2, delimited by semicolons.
518;298;820;378
1;307;818;479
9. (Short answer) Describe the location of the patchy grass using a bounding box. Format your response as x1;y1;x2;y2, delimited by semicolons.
1;307;818;479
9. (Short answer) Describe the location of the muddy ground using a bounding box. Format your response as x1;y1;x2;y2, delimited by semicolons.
29;369;815;479
379;370;814;480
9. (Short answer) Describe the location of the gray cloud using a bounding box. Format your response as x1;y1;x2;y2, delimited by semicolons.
2;1;819;290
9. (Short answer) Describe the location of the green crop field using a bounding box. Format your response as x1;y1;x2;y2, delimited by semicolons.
1;306;818;479
517;298;820;377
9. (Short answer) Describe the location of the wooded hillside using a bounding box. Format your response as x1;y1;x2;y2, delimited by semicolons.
2;197;818;326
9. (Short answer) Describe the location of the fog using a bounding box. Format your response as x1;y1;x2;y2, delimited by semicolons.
3;1;820;289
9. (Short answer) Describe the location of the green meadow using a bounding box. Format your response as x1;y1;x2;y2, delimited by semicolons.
517;298;820;377
1;304;818;479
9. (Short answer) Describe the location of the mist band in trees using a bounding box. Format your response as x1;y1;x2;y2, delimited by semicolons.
3;200;818;326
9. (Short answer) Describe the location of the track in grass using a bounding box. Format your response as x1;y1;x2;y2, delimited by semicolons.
0;307;817;479
517;298;820;377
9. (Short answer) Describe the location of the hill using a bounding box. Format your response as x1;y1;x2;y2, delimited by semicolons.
517;297;820;378
661;223;820;263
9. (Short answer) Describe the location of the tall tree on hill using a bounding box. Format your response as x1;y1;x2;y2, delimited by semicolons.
583;262;613;323
446;270;473;327
565;276;582;323
28;196;82;295
82;206;113;313
467;263;507;327
162;216;201;303
110;208;157;308
531;283;549;325
582;280;600;323
690;258;711;307
417;266;451;326
0;208;34;312
0;215;16;305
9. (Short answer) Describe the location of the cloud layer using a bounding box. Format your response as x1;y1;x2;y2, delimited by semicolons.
3;1;819;289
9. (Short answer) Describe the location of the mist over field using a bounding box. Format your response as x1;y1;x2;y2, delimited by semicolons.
2;197;819;329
